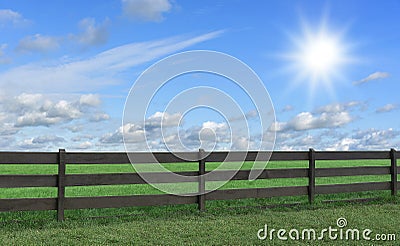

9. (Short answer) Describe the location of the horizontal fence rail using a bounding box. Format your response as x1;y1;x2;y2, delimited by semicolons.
0;149;398;221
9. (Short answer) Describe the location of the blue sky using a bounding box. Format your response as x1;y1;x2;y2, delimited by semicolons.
0;0;399;151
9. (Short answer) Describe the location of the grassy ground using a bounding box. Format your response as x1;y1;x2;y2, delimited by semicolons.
0;159;398;245
1;199;399;245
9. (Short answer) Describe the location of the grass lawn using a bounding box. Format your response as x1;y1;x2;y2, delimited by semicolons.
0;199;399;245
0;159;399;245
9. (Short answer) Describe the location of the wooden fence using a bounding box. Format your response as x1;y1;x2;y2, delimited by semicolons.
0;149;398;221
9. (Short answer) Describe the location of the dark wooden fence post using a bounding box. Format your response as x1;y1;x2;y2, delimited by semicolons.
198;149;206;211
308;148;316;204
390;148;397;196
57;149;66;221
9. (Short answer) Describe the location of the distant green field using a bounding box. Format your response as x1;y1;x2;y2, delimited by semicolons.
0;159;392;199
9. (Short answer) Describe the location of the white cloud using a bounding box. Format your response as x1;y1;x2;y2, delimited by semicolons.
14;98;84;127
47;100;82;119
315;101;364;113
0;93;107;127
271;102;361;132
376;104;398;113
200;121;229;142
0;123;19;136
15;112;63;127
273;111;352;132
145;111;182;128
274;128;400;151
80;94;101;107
101;123;145;144
16;34;60;53
71;134;95;142
101;111;182;144
349;128;399;150
31;135;65;144
353;71;390;85
0;31;223;94
325;138;358;151
17;135;65;150
122;0;172;22
0;9;26;26
201;121;228;132
89;113;110;122
17;138;44;149
76;141;93;149
289;111;352;130
66;125;84;133
72;18;109;46
100;111;233;151
11;93;44;112
268;121;287;132
231;136;249;150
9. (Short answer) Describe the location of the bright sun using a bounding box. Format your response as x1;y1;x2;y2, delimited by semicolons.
302;35;341;75
284;18;353;99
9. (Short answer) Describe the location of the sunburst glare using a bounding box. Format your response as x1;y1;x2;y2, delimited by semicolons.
283;16;354;101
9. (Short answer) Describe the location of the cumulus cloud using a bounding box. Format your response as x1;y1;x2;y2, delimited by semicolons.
272;111;352;132
270;102;363;132
145;111;182;129
80;94;101;107
100;111;233;151
353;71;390;85
334;128;399;150
376;104;398;113
122;0;172;22
72;18;109;46
268;121;287;132
231;136;250;150
71;134;95;142
15;112;64;127
89;113;110;122
273;127;400;151
101;123;145;144
75;141;93;149
9;93;44;112
14;99;82;127
101;112;182;144
195;121;229;147
31;135;65;144
0;93;107;127
0;123;19;136
289;111;352;130
17;135;65;150
324;138;357;151
16;34;60;53
66;125;84;133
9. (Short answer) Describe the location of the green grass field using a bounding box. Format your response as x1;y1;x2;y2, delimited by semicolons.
1;160;399;245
